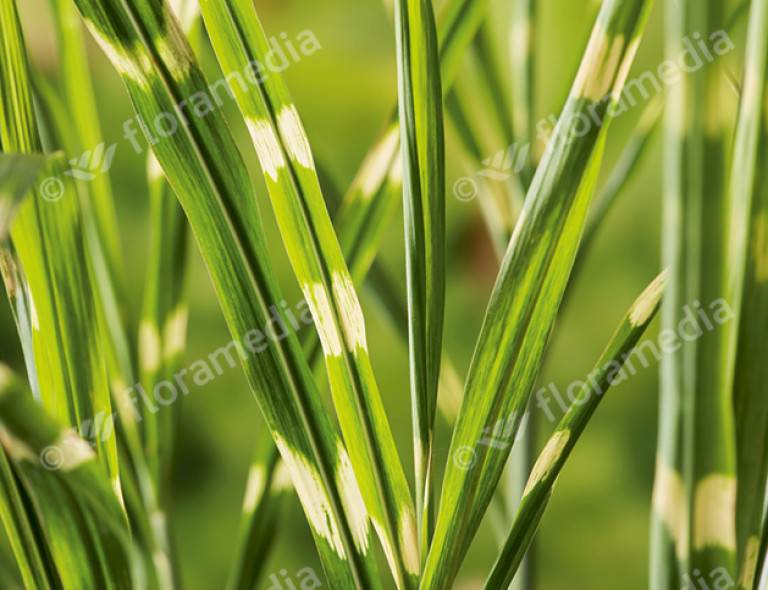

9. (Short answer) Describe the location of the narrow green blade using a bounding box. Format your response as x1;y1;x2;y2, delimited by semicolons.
0;432;57;589
10;156;121;489
72;1;379;585
334;0;490;292
393;0;446;559
727;0;768;586
423;1;653;585
48;0;126;314
0;365;136;588
651;1;737;584
0;0;121;494
199;2;417;585
485;270;666;588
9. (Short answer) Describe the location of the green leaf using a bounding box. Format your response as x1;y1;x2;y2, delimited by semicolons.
334;0;491;292
71;1;379;586
393;0;446;558
0;0;39;156
138;0;198;507
651;1;737;583
10;156;121;488
0;0;121;493
198;2;417;586
726;0;768;586
485;270;666;588
422;1;653;585
510;0;535;150
0;364;136;589
27;33;176;590
140;154;189;504
0;432;57;589
48;0;125;310
436;0;491;84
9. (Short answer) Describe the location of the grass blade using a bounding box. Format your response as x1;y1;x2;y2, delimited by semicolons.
198;2;417;585
334;0;490;292
652;1;737;584
422;1;653;585
726;0;768;585
0;365;136;588
1;0;121;492
0;429;57;589
140;154;188;503
72;1;380;585
138;0;200;506
393;0;446;557
48;0;126;315
510;0;535;151
28;36;178;590
10;156;121;488
485;270;666;588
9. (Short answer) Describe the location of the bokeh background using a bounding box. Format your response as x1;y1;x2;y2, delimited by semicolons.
1;0;745;588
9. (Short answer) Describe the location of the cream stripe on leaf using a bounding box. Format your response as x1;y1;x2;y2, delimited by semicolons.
484;270;665;589
72;0;379;586
422;1;653;586
199;2;416;587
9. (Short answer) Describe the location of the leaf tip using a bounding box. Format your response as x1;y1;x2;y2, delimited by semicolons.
628;268;668;327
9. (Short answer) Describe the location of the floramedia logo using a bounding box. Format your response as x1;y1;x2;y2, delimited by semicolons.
122;30;322;153
535;298;735;423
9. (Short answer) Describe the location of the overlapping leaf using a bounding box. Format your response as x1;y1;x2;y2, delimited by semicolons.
0;364;136;588
71;0;379;586
422;1;653;585
198;2;418;586
485;270;666;588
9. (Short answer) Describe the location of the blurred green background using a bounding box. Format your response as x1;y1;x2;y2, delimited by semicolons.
1;0;745;588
